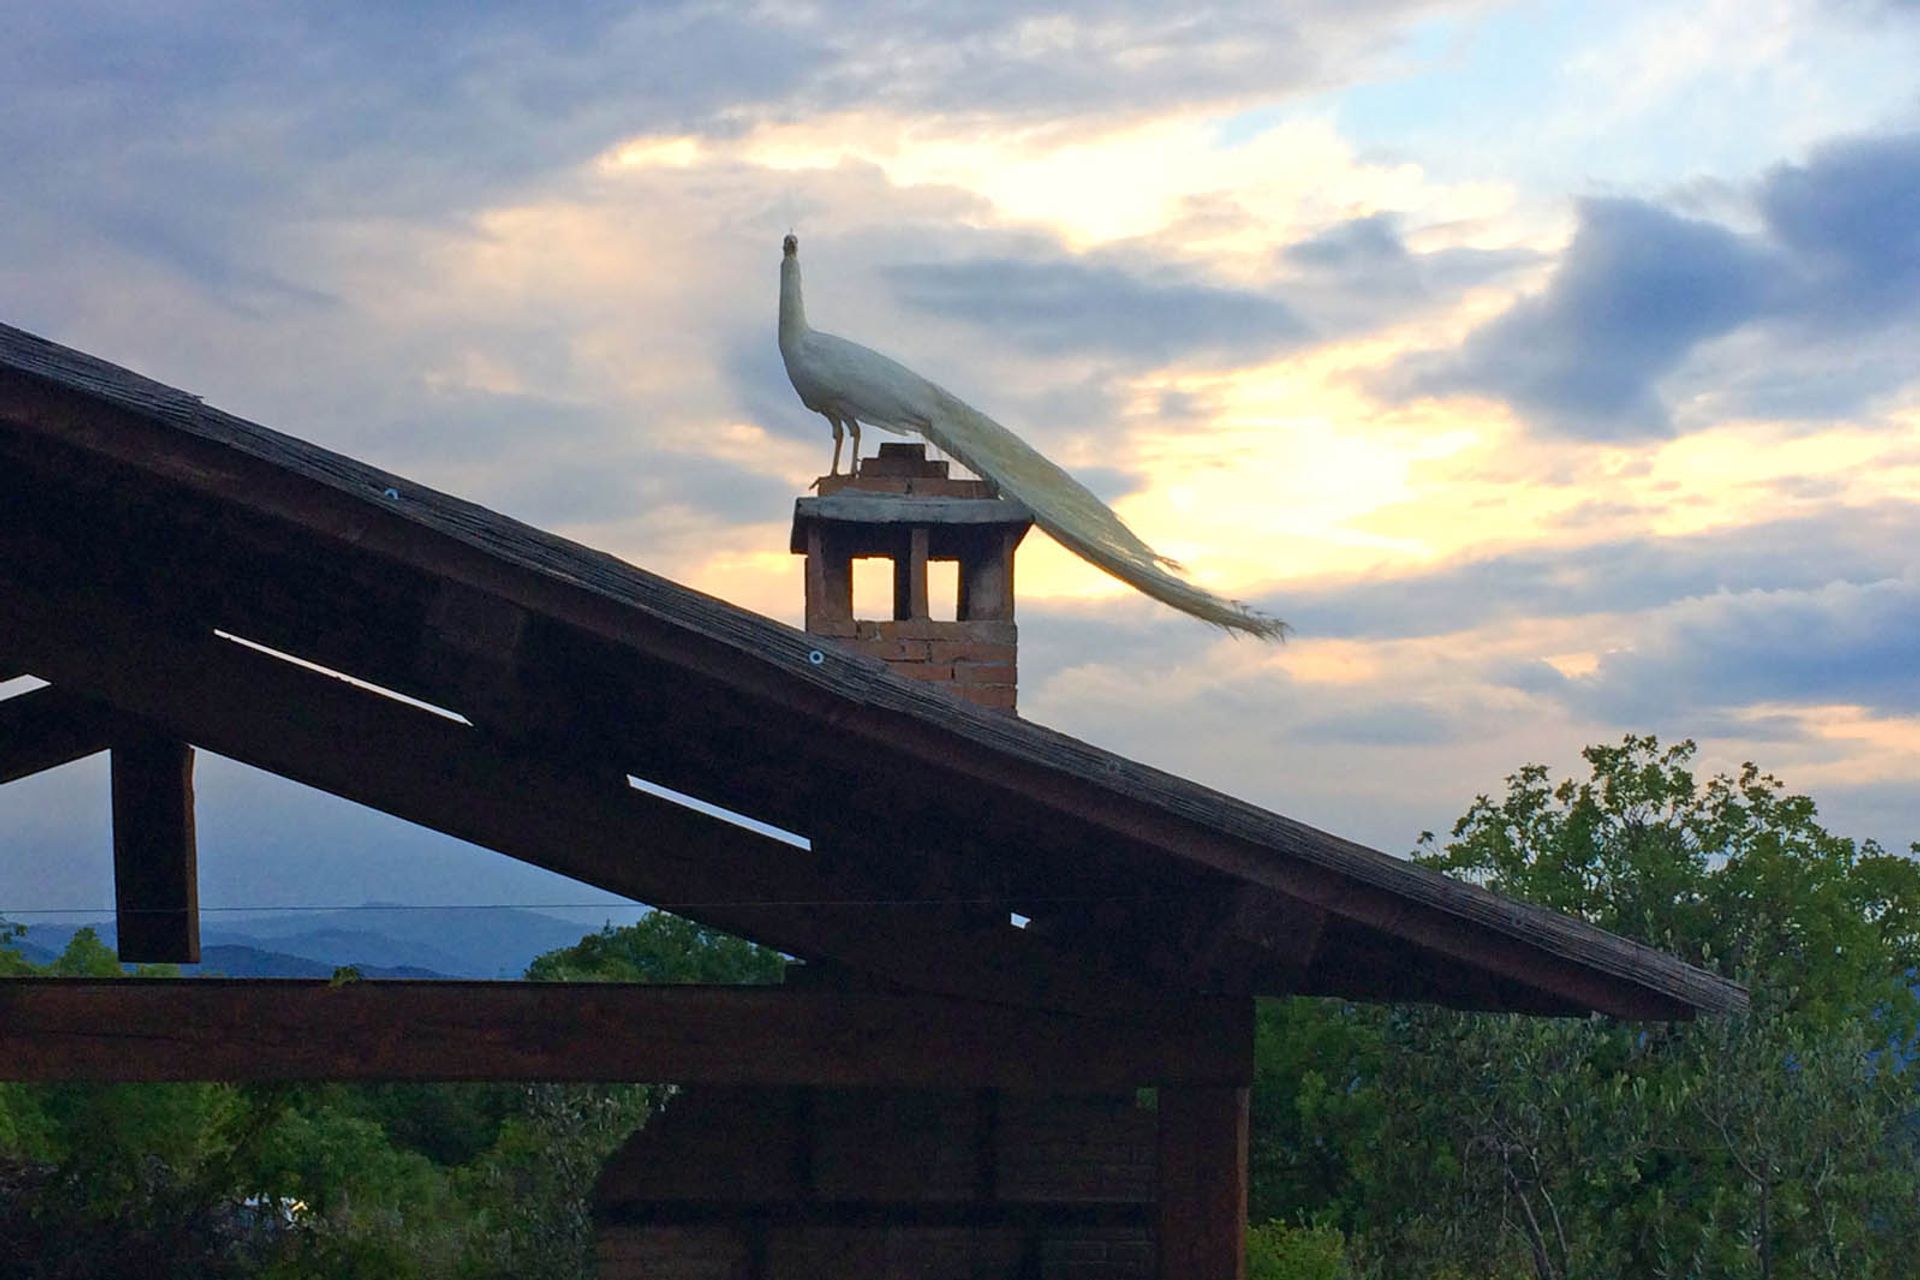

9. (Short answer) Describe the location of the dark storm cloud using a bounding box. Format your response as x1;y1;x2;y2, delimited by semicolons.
885;255;1308;362
1511;574;1920;724
1280;503;1920;640
1388;199;1775;439
1;1;1456;314
1286;214;1534;292
1388;130;1920;438
880;216;1531;368
0;3;813;308
1758;131;1920;326
1275;212;1538;334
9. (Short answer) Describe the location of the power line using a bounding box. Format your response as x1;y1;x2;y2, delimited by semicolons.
0;893;1178;917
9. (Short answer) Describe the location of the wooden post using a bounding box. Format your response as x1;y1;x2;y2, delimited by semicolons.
1157;1085;1249;1280
111;732;199;964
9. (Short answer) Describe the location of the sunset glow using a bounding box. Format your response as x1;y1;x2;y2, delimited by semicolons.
3;1;1916;917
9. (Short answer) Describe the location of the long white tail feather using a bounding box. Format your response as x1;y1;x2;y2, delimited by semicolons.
921;387;1289;640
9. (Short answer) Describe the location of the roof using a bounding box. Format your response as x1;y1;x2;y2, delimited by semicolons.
0;320;1746;1020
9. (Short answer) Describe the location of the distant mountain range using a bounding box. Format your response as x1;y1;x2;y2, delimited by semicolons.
9;905;606;978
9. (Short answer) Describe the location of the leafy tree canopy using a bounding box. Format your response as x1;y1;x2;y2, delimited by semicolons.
1252;735;1920;1280
1417;734;1920;1025
524;910;785;985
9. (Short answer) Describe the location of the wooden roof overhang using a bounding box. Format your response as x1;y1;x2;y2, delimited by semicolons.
0;321;1747;1022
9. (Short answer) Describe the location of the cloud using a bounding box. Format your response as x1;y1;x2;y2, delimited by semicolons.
0;2;1470;315
1277;212;1537;330
877;214;1533;370
884;254;1307;364
781;2;1461;122
1293;699;1464;745
1811;779;1920;853
1518;573;1920;724
1280;503;1920;640
0;3;816;309
1390;198;1775;439
1758;130;1920;326
1387;129;1920;437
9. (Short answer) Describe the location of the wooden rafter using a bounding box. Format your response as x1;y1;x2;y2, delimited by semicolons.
0;558;1172;1017
0;684;119;785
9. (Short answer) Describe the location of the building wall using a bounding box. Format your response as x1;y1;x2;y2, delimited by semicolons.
594;1086;1156;1279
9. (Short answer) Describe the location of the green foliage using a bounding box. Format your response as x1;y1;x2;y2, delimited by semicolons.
0;911;785;1278
1;915;33;976
1247;1219;1352;1279
524;910;786;984
1248;996;1383;1225
1418;734;1920;1026
454;1083;654;1280
47;925;129;977
1250;736;1920;1280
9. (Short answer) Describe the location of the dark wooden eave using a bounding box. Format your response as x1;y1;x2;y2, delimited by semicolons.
0;321;1747;1020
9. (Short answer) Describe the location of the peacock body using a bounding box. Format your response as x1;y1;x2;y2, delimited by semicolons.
777;234;1285;640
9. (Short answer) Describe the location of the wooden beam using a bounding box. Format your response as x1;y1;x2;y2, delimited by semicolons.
0;561;1171;1016
1151;883;1329;990
1220;887;1327;984
1157;1084;1250;1280
0;980;1252;1088
0;684;118;784
110;731;199;964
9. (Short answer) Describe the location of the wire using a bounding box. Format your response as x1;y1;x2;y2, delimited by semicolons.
0;893;1179;917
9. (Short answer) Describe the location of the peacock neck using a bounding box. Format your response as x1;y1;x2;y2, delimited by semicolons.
778;256;809;346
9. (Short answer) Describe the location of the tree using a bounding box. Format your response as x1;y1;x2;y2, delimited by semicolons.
457;911;783;1277
0;911;782;1279
1250;736;1920;1279
524;911;786;985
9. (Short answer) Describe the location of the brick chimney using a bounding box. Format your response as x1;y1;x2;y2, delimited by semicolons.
791;443;1032;713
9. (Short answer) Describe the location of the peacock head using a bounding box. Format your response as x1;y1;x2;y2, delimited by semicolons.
782;233;798;258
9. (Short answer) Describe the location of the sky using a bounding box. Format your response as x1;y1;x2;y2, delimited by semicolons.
3;0;1918;923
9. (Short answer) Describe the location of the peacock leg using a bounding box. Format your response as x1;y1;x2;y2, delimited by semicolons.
825;413;845;475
